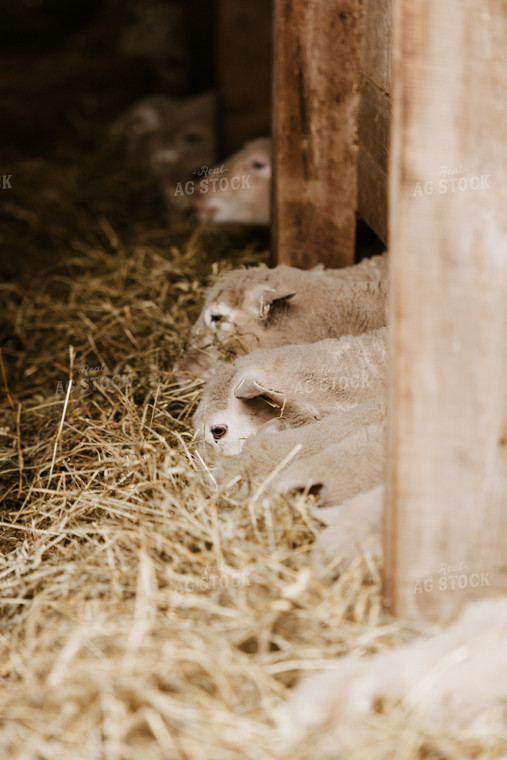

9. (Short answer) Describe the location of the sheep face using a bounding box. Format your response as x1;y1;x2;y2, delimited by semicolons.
108;92;216;196
174;267;295;383
192;138;271;225
192;359;324;459
193;394;276;457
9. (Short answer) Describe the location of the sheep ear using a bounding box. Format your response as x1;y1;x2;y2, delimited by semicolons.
257;288;295;320
234;375;271;399
234;375;284;407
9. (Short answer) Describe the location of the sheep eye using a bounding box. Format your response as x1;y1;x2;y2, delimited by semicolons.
210;313;223;323
251;160;266;170
211;424;228;441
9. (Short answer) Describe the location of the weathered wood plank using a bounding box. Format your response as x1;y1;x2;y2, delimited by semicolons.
357;76;391;243
273;0;361;269
360;0;392;95
216;0;272;156
385;0;507;623
356;0;391;244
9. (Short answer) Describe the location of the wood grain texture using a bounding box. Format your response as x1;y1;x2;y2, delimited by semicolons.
357;76;391;243
385;0;507;623
217;0;272;156
273;0;361;269
360;0;392;95
355;0;392;244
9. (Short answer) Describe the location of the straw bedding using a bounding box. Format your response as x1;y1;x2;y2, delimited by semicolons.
1;22;506;760
2;223;506;760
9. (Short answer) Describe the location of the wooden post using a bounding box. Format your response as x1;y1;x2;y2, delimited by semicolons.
273;0;361;269
385;0;507;623
357;0;392;245
216;0;272;156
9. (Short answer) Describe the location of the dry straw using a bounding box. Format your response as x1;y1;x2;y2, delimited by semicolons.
1;196;505;759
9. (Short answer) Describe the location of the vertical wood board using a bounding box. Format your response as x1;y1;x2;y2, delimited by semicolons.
385;0;507;623
357;77;391;243
360;0;392;95
273;0;361;269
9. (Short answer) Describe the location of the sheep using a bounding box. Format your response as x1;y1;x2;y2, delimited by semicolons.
212;398;386;488
310;485;384;578
108;91;216;207
271;421;386;507
192;330;387;457
174;259;388;383
192;138;271;225
277;596;507;741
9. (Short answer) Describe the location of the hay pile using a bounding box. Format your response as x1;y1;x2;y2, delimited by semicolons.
2;232;506;760
0;17;506;760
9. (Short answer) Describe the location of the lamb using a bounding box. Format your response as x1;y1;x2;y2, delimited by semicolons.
192;138;271;225
192;330;387;457
277;596;507;741
271;421;386;507
108;91;216;206
212;398;386;485
175;259;388;383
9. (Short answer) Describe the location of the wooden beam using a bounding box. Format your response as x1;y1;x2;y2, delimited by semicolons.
385;0;507;623
357;77;391;244
360;0;392;95
273;0;361;269
357;0;392;245
216;0;272;156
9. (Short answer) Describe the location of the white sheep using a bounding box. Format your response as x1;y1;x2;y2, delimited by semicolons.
277;596;507;741
192;329;387;457
192;138;271;225
174;259;388;383
108;92;216;204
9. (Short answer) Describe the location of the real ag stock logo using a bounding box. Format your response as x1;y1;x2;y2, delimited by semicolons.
173;163;251;196
413;165;490;196
56;365;135;396
413;561;491;594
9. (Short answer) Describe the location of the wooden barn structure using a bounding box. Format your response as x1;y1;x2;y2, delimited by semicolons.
213;0;507;624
